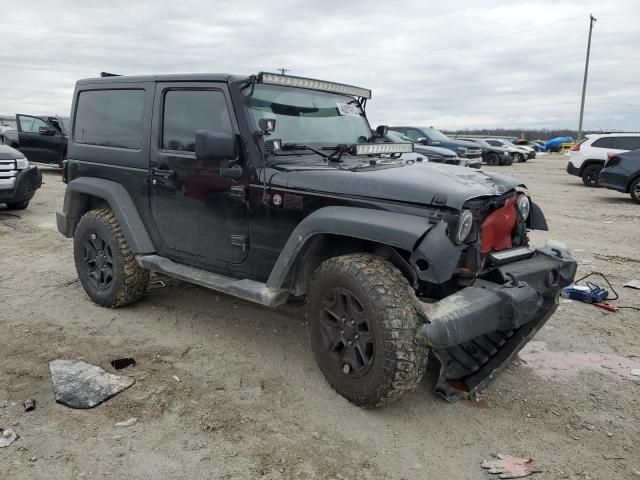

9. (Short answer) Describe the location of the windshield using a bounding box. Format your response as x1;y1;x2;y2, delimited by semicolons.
422;128;449;142
244;84;372;145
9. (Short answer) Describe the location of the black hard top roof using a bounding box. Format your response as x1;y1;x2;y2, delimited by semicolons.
76;73;247;85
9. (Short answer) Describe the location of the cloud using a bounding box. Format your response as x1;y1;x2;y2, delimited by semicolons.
1;0;638;131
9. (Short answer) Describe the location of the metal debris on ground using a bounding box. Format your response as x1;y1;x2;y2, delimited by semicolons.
23;399;35;412
481;454;543;478
0;428;18;448
49;359;135;409
115;417;138;427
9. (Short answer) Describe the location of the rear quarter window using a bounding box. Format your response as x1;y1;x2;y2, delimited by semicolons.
591;137;614;149
74;89;145;149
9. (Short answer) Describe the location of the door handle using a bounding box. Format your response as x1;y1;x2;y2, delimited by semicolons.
151;168;174;178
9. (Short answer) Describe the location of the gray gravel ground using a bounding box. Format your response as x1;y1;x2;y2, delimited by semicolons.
1;154;639;479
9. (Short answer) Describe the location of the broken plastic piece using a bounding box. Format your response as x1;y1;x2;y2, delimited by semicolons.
481;454;543;478
623;279;640;290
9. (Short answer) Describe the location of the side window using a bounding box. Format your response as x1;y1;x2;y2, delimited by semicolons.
404;129;423;141
613;137;640;150
18;115;47;133
591;137;614;149
487;140;501;147
74;89;145;149
162;89;232;152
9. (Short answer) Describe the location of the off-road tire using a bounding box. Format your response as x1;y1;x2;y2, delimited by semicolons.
629;177;640;204
487;153;499;166
307;253;428;407
73;208;149;307
581;164;601;187
6;200;30;210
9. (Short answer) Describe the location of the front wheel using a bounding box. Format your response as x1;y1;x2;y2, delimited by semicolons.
630;178;640;204
515;152;524;163
307;253;428;407
581;164;601;187
487;153;499;166
73;208;149;307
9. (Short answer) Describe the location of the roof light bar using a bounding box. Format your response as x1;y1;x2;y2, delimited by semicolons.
258;72;372;99
354;143;414;155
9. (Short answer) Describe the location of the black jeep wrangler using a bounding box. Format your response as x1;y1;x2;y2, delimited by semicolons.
57;72;577;406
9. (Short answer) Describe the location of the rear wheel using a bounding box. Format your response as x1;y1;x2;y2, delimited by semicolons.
307;253;428;407
581;164;602;187
73;208;149;307
6;200;30;210
630;178;640;204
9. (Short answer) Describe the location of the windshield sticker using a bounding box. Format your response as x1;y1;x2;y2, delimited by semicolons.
336;102;362;117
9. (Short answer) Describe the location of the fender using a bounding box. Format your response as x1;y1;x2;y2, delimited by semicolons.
265;206;435;290
56;177;155;254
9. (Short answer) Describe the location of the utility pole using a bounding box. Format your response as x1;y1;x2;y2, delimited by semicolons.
578;14;597;141
277;68;290;75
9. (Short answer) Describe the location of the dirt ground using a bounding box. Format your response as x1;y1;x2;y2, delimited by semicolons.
1;154;639;480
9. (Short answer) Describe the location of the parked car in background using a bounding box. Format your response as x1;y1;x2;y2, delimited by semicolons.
389;126;483;164
514;139;545;153
0;114;69;166
0;143;42;209
598;149;640;203
386;130;481;168
457;138;513;166
566;133;640;187
485;139;529;162
544;136;574;153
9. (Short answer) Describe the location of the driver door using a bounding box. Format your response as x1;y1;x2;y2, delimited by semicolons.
16;114;63;164
149;83;249;264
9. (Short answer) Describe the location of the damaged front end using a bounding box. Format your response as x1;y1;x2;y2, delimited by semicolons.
416;244;576;401
408;191;577;401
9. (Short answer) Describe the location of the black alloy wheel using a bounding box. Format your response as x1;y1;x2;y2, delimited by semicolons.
83;231;115;289
318;287;375;377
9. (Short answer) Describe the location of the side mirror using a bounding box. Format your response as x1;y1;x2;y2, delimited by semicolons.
39;126;57;136
195;130;237;162
416;137;428;144
375;125;389;136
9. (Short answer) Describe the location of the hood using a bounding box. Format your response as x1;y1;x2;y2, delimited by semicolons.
429;138;477;148
414;145;458;157
264;157;522;210
0;143;23;160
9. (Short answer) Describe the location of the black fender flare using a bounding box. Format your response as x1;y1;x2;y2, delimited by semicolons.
579;158;604;176
266;206;436;290
57;177;155;254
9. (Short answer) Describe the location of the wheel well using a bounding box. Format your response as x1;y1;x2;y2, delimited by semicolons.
627;174;640;193
285;233;417;296
579;159;604;175
66;192;110;235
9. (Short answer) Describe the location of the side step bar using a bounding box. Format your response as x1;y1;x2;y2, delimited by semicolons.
136;255;290;307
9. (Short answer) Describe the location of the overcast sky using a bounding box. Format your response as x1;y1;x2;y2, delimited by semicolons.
2;0;638;131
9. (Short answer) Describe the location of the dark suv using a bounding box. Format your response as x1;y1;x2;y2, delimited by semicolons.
57;72;576;406
390;126;483;163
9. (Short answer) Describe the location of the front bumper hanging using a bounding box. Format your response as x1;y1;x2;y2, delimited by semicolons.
415;243;577;401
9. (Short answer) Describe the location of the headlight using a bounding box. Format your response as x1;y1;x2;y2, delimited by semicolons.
15;157;29;170
456;210;474;243
517;195;530;220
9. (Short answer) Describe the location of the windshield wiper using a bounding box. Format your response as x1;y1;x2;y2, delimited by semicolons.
282;143;329;158
322;144;353;162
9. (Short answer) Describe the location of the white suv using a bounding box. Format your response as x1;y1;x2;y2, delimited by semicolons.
567;133;640;187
